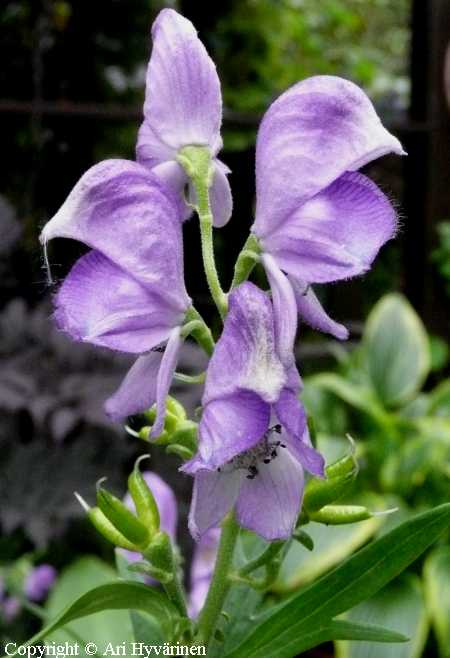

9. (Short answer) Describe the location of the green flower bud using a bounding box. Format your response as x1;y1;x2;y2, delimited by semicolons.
128;456;160;535
96;486;150;548
75;493;137;551
303;438;358;513
144;531;174;574
309;504;372;525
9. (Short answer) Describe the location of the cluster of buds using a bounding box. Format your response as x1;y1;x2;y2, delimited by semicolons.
131;397;198;462
76;457;179;586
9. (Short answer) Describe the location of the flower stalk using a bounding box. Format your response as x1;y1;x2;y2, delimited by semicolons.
195;512;240;647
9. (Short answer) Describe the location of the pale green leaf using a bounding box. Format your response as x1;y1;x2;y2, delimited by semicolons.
424;546;450;657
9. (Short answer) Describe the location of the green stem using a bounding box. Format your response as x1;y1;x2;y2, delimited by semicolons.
238;540;284;576
184;306;215;356
230;234;261;290
196;512;240;647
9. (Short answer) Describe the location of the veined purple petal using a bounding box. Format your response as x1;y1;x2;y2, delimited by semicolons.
55;250;176;353
188;467;241;540
199;390;270;467
40;159;190;313
288;275;349;340
204;283;286;406
139;9;222;154
261;253;297;366
253;76;404;239
209;159;232;228
105;351;162;421
275;389;325;477
150;327;183;438
151;160;192;221
236;447;304;540
264;171;397;283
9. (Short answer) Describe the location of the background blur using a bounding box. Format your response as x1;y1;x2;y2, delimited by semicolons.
0;0;449;652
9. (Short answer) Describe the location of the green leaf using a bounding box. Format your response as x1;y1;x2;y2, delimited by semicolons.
363;294;430;407
336;576;428;658
23;581;179;652
45;557;133;654
274;514;382;594
308;373;385;422
424;546;450;657
224;504;450;658
428;379;450;417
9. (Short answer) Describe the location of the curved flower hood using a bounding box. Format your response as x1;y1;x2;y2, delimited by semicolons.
40;159;191;434
136;9;232;227
252;75;404;345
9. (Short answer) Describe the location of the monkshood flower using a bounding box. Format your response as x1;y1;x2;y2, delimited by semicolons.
40;160;191;433
137;8;232;227
24;564;57;602
250;76;405;350
182;283;325;541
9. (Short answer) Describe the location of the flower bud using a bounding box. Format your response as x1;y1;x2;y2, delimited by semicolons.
139;397;191;446
96;486;150;548
128;457;160;535
309;504;372;525
303;438;358;513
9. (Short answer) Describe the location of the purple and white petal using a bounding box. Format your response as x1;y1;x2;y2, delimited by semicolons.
253;75;404;239
40;159;190;314
199;390;270;467
55;250;175;353
235;447;304;541
288;275;349;340
204;283;286;405
264;171;397;283
188;468;241;540
105;351;163;421
188;528;220;618
140;9;222;153
209;159;233;228
150;327;183;438
275;389;325;477
261;253;298;366
150;160;192;221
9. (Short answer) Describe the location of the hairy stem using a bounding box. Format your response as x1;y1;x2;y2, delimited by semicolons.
230;233;261;290
196;513;240;647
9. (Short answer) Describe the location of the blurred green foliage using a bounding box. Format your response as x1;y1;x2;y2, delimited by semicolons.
212;0;410;113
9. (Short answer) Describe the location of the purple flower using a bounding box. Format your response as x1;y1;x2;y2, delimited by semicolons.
24;564;57;602
188;528;220;618
251;76;405;350
2;596;20;623
137;9;232;227
40;160;191;432
121;470;178;566
182;283;324;541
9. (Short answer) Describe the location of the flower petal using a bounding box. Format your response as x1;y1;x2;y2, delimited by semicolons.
209;159;233;228
204;282;286;405
275;388;325;477
140;9;222;153
261;253;297;366
104;351;162;421
265;171;397;283
288;275;349;340
150;326;183;438
151;160;193;221
236;447;304;540
253;75;404;239
40;159;190;313
199;390;270;467
188;467;241;540
189;528;220;618
55;250;174;353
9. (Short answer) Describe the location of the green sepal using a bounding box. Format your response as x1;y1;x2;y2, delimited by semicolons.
309;505;372;525
97;487;150;547
128;456;160;535
144;531;175;574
